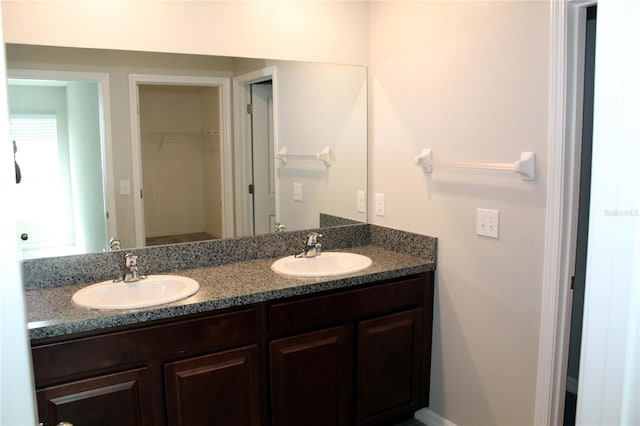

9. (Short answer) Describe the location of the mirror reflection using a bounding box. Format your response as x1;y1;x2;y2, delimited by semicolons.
6;44;368;259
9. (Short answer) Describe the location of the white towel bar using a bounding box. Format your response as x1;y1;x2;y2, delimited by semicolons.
415;149;536;181
276;146;333;167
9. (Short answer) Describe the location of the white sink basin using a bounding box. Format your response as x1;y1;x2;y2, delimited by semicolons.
72;275;199;310
271;252;372;277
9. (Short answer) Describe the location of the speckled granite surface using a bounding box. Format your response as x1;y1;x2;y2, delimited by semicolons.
23;224;371;290
319;213;362;228
24;225;436;341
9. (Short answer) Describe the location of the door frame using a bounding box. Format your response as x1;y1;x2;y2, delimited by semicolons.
128;74;233;246
534;1;596;423
232;66;279;237
7;68;116;252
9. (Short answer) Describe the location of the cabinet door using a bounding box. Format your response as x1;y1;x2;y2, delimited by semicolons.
356;309;423;426
270;326;350;426
164;345;260;426
36;367;152;426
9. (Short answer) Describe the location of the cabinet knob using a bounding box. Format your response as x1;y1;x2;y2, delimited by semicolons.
57;423;74;426
20;233;28;241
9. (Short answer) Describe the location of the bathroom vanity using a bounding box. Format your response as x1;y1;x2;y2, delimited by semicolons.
25;225;436;426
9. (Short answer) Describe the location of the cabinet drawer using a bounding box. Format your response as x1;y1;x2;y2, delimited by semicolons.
269;274;426;337
32;308;257;385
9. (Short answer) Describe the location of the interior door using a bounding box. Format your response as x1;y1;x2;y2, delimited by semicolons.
8;77;109;259
564;6;597;425
250;82;276;235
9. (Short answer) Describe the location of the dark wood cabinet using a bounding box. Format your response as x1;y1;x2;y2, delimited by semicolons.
164;345;261;426
268;273;433;426
356;309;423;425
36;367;153;426
32;308;260;426
31;272;434;426
270;326;351;426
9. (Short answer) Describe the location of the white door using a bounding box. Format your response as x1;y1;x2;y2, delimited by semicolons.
250;82;276;235
8;75;111;259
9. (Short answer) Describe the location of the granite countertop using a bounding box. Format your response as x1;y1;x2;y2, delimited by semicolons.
26;245;435;341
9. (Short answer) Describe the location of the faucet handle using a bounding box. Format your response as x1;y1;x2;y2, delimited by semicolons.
124;252;138;268
306;231;322;244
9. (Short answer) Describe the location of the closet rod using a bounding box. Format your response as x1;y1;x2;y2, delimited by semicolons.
415;148;536;181
276;146;333;167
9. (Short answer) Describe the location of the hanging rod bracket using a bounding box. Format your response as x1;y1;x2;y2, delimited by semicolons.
415;148;536;181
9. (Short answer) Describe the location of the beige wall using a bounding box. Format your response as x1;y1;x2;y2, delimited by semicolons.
369;2;549;424
1;1;369;66
3;2;552;425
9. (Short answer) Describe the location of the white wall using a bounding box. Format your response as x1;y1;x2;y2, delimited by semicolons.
269;60;367;230
0;6;38;424
369;2;549;424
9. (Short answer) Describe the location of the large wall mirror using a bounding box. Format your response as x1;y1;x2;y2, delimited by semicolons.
6;44;368;260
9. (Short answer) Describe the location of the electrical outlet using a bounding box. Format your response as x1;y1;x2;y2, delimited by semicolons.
375;193;385;217
293;183;303;201
357;191;366;213
476;208;500;238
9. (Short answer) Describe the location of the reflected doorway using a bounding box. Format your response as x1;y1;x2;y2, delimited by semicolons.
250;80;276;235
138;84;222;246
7;71;114;259
233;66;279;237
129;75;233;247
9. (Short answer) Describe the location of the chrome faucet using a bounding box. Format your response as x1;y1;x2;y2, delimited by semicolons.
109;236;121;251
275;222;286;234
115;253;146;283
295;232;323;258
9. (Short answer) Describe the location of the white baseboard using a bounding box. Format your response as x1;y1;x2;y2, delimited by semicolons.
415;408;458;426
567;376;578;395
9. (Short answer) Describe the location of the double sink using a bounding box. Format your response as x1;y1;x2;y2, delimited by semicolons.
72;252;372;310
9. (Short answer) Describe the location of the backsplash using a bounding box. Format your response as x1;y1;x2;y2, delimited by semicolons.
22;224;436;290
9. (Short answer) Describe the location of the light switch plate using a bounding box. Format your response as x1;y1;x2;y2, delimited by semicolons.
119;180;130;195
476;208;500;238
293;183;303;201
375;193;385;217
357;190;366;213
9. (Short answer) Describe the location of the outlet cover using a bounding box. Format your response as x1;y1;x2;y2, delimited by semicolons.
357;191;366;213
476;208;499;238
375;193;385;217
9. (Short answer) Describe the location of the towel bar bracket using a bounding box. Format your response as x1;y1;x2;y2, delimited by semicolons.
414;149;536;181
276;146;333;167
